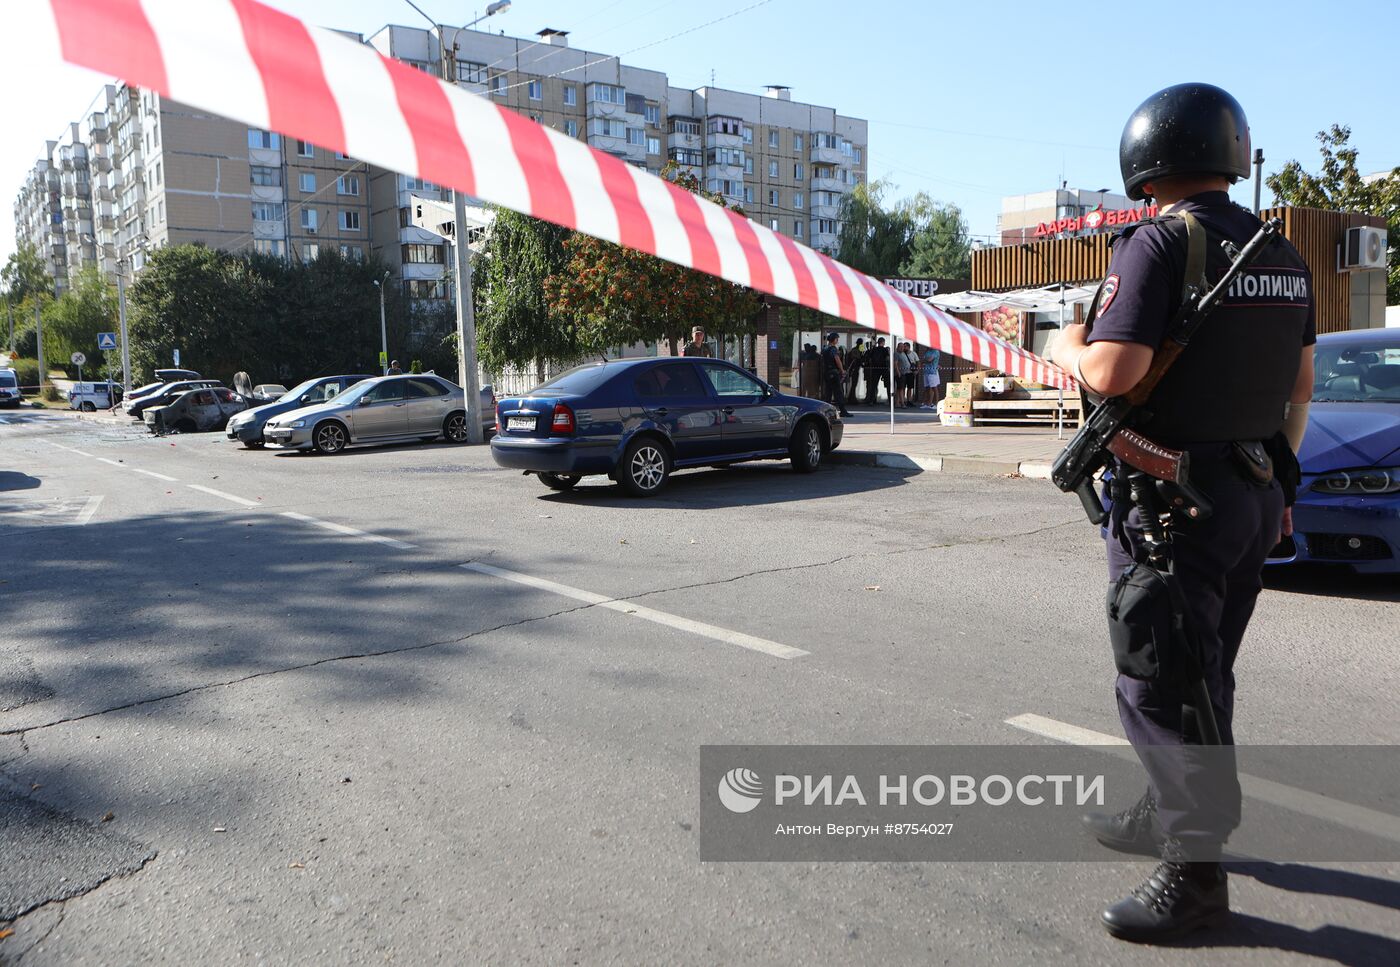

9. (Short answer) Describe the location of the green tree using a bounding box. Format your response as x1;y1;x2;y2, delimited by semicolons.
1268;125;1400;303
834;179;914;276
2;243;52;304
544;167;759;355
42;266;118;375
475;208;578;373
901;200;972;279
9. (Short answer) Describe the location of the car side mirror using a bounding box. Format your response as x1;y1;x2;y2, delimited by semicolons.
358;396;373;406
301;394;313;404
762;383;774;398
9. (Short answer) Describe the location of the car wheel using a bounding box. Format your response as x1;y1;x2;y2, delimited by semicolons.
789;420;823;473
443;412;469;443
175;419;198;434
80;401;96;412
539;472;581;492
313;421;348;454
241;440;264;450
618;437;670;497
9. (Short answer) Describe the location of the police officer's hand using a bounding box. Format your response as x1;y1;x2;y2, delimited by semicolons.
1281;506;1294;537
1050;324;1088;368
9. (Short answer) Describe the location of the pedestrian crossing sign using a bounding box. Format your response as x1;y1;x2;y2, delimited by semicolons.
97;332;118;351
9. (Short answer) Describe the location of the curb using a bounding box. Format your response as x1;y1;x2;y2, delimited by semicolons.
830;449;1056;480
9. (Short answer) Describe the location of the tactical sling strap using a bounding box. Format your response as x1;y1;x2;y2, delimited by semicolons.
1083;211;1209;329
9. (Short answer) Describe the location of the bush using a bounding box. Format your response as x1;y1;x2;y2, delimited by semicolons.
409;359;423;374
8;357;41;393
42;385;62;403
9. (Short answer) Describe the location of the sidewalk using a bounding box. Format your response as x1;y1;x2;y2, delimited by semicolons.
830;405;1071;478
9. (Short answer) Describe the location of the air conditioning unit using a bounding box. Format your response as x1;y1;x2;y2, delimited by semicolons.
1339;226;1388;271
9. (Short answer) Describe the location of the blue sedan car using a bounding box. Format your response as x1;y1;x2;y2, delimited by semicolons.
1272;328;1400;573
490;357;843;495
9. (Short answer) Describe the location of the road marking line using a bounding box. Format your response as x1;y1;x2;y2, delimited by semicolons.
1005;713;1129;746
132;468;178;482
187;484;260;508
280;511;418;549
74;495;103;526
96;457;125;468
460;561;809;660
1006;713;1400;846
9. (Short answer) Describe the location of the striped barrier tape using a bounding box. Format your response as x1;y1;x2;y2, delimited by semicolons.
37;0;1073;390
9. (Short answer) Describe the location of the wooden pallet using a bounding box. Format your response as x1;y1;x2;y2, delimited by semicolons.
972;390;1081;426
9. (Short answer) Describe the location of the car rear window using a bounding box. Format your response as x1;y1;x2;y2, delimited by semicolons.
533;364;614;396
0;374;18;387
635;364;707;400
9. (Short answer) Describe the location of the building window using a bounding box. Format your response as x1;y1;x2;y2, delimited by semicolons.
301;208;318;232
646;136;661;155
157;200;164;223
794;133;804;152
339;244;363;261
302;242;319;262
402;175;437;192
528;80;542;100
706;147;745;167
457;60;487;84
741;126;753;144
335;150;351;160
816;218;837;235
299;173;315;192
402;243;444;264
769;218;779;231
854;147;863;164
768;130;779;148
564;119;578;138
250;165;281;187
767;189;779;206
489;74;507;96
587;83;624;105
794;163;805;180
744;186;754;204
744;156;754;174
253;238;286;256
251;201;285;221
296;140;314;158
768;160;778;178
794;221;804;238
626;128;645;146
405;279;447;300
707;116;742;137
840;140;853;156
155;162;162;185
589;118;627;139
340;210;360;231
336;174;360;196
668;147;701;167
670;117;701;136
248;129;280;149
644;103;660;125
794;192;804;209
563;84;576;106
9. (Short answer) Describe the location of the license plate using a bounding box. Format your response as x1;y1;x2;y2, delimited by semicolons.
507;416;536;431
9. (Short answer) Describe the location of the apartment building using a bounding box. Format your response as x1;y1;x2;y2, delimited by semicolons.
12;145;65;292
364;23;867;302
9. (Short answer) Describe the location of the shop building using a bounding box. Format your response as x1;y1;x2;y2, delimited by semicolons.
998;185;1135;246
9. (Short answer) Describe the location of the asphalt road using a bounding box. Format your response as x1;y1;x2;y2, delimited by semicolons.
1;408;1396;965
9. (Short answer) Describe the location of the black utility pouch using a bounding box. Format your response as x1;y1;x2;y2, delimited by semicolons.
1231;440;1274;486
1106;563;1204;690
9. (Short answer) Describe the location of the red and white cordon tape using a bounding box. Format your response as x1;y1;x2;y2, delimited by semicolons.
38;0;1072;390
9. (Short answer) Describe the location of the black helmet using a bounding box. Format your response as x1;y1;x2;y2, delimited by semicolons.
1119;83;1251;201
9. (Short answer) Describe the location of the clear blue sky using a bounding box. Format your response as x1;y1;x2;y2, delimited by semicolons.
5;0;1398;267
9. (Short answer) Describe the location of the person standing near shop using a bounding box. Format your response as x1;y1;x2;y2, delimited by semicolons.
920;345;942;409
681;327;713;357
845;338;866;402
864;337;890;405
1049;83;1314;943
892;340;911;406
821;333;852;417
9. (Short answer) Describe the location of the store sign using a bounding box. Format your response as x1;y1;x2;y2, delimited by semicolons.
882;278;941;298
1034;204;1159;238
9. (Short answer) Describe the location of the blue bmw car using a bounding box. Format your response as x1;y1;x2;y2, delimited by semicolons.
1272;328;1400;573
490;357;843;495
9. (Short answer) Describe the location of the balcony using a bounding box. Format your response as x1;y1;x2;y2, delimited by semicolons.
93;185;114;202
88;114;110;141
809;142;843;165
809;175;845;194
809;202;841;219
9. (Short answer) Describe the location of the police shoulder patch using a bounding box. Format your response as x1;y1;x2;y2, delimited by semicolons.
1097;275;1120;315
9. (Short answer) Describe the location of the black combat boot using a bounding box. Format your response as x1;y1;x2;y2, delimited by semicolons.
1101;856;1229;942
1082;787;1164;856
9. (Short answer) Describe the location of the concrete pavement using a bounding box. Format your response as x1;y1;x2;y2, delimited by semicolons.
2;407;1396;965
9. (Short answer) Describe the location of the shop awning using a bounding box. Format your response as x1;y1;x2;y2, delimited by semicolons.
926;284;1100;314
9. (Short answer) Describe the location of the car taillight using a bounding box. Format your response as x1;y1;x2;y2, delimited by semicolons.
551;403;575;434
495;403;502;433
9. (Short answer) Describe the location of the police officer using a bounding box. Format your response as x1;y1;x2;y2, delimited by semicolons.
821;333;852;417
681;327;713;357
1049;83;1314;943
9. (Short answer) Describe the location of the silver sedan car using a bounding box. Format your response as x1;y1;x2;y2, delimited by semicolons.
263;374;489;454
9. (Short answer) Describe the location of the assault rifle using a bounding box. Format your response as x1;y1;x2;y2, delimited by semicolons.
1052;217;1283;524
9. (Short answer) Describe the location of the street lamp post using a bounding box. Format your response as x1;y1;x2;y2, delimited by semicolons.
372;271;389;375
398;0;512;445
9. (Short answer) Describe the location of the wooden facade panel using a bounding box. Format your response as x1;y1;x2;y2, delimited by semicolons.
971;206;1385;334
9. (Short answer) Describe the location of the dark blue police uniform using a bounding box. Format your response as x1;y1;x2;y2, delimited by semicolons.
1088;191;1315;854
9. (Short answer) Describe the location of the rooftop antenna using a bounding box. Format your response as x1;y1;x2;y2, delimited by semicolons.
710;68;715;86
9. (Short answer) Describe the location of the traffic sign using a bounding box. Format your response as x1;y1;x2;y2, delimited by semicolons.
379;350;388;370
97;332;118;351
71;351;87;366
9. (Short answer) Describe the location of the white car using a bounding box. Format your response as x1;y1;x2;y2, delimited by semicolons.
68;380;121;411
